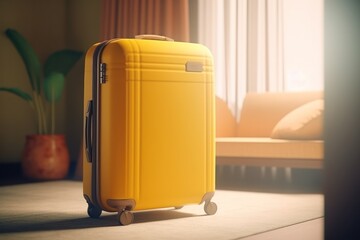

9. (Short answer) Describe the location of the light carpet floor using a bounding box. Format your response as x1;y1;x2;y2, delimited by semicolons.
0;181;323;240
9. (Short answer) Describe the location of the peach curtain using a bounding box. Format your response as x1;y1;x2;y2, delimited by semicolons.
101;0;189;42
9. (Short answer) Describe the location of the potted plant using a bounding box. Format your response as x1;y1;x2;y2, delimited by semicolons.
0;28;83;180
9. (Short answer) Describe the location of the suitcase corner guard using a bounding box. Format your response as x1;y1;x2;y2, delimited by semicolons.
107;199;136;211
107;199;136;225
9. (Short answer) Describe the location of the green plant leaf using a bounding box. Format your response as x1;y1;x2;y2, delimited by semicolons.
5;28;42;94
44;49;83;78
44;72;65;102
0;87;32;102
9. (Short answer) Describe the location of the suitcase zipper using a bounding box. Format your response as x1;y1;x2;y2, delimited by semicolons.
90;40;111;209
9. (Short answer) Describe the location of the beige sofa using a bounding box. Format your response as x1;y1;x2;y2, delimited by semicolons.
216;92;324;169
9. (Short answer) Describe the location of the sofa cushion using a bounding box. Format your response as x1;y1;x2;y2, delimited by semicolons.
216;137;323;159
271;99;324;140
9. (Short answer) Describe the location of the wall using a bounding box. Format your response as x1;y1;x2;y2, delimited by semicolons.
0;0;100;163
0;0;67;163
65;0;100;164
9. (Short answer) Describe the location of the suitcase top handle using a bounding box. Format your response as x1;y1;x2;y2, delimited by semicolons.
135;34;174;42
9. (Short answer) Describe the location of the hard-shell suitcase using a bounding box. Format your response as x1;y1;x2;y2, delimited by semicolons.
83;35;217;225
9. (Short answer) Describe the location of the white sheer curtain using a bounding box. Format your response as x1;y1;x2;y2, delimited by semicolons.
198;0;285;119
197;0;324;118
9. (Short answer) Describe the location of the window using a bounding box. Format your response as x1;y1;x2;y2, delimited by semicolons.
197;0;323;116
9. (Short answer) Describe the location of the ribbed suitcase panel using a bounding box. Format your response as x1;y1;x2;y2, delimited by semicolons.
84;38;215;212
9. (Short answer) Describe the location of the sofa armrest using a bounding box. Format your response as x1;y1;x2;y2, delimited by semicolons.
216;97;237;137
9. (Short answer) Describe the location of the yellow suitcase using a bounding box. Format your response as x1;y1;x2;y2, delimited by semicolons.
83;35;216;225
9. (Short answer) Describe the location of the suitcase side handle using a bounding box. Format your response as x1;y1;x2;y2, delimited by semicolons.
135;34;174;41
85;100;93;162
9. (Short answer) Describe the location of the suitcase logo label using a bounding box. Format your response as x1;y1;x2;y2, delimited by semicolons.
185;61;203;72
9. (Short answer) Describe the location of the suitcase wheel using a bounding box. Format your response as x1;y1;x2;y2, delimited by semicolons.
87;204;102;218
204;201;217;215
118;210;134;226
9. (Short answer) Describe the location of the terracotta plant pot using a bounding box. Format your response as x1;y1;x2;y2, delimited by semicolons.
21;134;70;180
